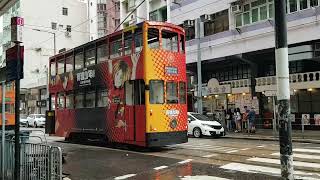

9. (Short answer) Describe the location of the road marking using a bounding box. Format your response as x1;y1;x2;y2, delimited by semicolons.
220;163;320;179
247;157;320;169
226;150;239;154
181;175;230;180
271;153;320;160
241;148;250;151
257;145;265;148
202;154;217;158
294;148;320;154
153;166;168;170
114;174;136;180
178;159;193;164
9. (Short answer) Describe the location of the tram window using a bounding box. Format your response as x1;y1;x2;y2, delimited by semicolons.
57;93;65;109
97;89;108;107
180;35;185;53
124;31;132;55
110;35;122;59
86;91;96;108
51;96;56;110
57;59;65;74
162;30;178;52
85;48;96;67
66;55;73;72
166;82;178;104
148;28;160;49
134;29;142;53
75;52;84;70
125;81;134;105
75;92;84;108
66;93;74;109
50;61;56;76
149;80;164;104
179;82;186;104
97;44;108;63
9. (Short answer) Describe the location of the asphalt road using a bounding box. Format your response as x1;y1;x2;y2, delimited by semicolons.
25;128;320;180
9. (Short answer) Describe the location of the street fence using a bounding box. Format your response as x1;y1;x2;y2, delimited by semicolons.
0;134;62;180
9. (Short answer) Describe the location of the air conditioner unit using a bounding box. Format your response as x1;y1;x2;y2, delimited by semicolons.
231;5;242;13
183;20;195;28
128;13;136;25
65;31;71;37
200;14;212;22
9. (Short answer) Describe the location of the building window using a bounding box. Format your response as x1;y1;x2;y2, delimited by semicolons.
204;10;229;36
62;7;68;16
149;10;158;21
51;22;57;30
235;0;274;27
66;25;71;32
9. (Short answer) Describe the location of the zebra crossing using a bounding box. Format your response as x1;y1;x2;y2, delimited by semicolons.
167;143;242;154
220;147;320;179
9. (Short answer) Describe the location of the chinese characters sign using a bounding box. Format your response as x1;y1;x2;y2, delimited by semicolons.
76;68;95;87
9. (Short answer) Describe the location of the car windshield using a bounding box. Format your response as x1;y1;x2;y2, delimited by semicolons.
36;115;45;118
20;114;27;119
191;113;211;121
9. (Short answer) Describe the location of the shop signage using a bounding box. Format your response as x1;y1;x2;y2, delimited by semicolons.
11;17;24;43
205;78;231;95
36;100;47;107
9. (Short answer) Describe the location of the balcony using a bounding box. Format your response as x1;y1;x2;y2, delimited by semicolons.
255;71;320;92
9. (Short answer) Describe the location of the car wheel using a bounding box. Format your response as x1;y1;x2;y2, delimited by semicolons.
193;127;202;138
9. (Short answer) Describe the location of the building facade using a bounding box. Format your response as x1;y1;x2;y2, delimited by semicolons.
88;0;120;41
119;0;171;28
170;0;320;129
0;0;89;114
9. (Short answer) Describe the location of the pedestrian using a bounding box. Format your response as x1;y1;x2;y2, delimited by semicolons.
248;107;256;133
243;106;250;133
235;108;242;133
226;109;233;131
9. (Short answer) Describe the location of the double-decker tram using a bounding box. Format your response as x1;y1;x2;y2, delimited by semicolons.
48;21;187;147
0;81;16;129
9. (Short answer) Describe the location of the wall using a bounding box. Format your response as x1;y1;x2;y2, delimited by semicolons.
171;0;320;64
20;0;89;89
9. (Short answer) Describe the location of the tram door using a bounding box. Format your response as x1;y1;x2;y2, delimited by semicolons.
124;80;145;142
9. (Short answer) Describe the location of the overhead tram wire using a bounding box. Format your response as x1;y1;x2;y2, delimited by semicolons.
114;0;146;32
29;3;117;50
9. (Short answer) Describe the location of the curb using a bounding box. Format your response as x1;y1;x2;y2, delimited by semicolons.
224;135;320;144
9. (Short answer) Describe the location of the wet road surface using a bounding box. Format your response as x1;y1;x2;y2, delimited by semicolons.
27;129;320;179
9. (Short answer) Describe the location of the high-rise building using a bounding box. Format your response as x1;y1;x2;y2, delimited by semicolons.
88;0;120;40
0;0;89;114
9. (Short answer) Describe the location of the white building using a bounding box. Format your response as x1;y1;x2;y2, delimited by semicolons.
1;0;89;114
88;0;120;41
119;0;171;28
170;0;320;129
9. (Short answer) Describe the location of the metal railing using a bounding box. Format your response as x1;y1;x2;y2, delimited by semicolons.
0;138;62;180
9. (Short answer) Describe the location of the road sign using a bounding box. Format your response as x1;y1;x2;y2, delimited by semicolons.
11;17;24;43
6;45;24;81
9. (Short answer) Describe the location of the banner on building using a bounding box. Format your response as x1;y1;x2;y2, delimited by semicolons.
302;114;310;125
314;114;320;126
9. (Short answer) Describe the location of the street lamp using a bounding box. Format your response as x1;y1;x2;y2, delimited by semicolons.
31;28;56;112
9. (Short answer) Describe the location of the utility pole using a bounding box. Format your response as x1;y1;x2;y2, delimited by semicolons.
1;81;5;180
274;0;294;179
196;18;203;114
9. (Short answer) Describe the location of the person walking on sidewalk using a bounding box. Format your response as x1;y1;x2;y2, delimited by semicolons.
248;107;256;133
226;109;233;131
234;108;242;133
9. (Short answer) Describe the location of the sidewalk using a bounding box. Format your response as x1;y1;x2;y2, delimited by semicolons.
225;129;320;144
